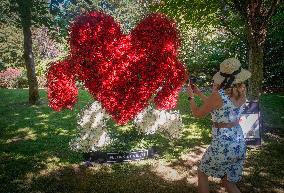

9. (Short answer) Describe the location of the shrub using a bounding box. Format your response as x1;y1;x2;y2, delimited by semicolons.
17;75;29;88
37;75;47;88
0;67;22;88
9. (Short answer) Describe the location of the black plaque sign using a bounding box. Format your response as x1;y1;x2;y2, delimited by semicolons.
84;148;157;163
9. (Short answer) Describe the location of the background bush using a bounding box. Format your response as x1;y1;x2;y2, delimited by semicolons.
0;67;22;88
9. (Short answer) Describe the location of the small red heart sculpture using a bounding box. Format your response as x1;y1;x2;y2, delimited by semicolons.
48;12;187;125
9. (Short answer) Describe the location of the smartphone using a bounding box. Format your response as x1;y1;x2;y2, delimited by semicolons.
186;77;197;86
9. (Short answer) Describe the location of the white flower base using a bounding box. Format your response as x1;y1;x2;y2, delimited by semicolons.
69;101;111;153
70;102;183;153
134;106;183;139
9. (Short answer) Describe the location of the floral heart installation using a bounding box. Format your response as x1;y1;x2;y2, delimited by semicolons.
47;12;187;125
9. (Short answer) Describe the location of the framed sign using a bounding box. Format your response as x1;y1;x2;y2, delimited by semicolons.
239;101;262;145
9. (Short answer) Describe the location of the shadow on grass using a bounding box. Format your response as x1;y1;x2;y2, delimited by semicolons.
0;89;92;161
17;162;224;193
238;127;284;193
0;89;213;193
237;93;284;192
0;89;92;192
27;164;199;193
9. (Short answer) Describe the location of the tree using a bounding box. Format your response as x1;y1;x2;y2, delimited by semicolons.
222;0;282;100
0;0;54;104
18;0;39;104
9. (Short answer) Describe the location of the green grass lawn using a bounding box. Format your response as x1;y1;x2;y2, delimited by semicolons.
0;89;283;193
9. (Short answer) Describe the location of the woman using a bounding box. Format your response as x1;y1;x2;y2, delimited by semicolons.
187;58;251;193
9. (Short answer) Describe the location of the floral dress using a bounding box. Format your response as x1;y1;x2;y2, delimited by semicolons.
198;89;246;182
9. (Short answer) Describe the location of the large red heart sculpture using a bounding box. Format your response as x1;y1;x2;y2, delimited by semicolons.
48;12;187;125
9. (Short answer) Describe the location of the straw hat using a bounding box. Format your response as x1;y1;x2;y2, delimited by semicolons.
213;58;251;88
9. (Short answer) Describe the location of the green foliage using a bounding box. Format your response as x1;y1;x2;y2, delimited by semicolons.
17;73;29;88
0;0;53;26
52;0;152;39
0;24;24;69
4;0;55;28
260;93;284;129
50;0;100;39
263;3;284;92
151;0;220;28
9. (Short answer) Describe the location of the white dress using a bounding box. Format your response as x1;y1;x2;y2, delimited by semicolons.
198;89;246;182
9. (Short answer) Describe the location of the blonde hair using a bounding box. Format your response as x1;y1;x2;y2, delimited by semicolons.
225;83;246;100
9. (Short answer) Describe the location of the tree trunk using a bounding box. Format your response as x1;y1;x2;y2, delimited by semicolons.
247;33;264;101
247;44;264;101
23;25;39;104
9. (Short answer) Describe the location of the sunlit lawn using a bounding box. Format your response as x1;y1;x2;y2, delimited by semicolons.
0;89;283;193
